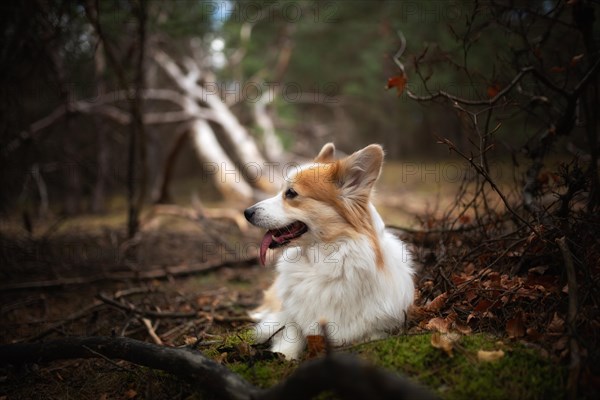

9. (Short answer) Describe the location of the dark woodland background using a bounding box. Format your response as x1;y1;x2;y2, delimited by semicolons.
0;1;599;399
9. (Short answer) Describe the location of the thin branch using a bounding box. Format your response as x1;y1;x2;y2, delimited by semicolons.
97;293;197;319
436;136;540;236
4;89;217;160
556;236;580;400
23;301;103;342
141;318;163;345
406;67;535;105
82;344;137;373
0;336;439;400
0;336;258;400
0;255;257;292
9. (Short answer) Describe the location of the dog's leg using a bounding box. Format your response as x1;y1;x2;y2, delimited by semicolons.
270;325;305;360
253;311;286;343
253;313;306;359
249;283;281;321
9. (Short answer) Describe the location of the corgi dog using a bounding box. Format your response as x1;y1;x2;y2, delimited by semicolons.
244;143;415;359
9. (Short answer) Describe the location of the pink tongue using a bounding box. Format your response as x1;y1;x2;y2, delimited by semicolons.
259;230;275;266
258;225;302;266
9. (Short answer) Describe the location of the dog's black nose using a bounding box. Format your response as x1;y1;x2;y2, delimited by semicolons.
244;208;255;222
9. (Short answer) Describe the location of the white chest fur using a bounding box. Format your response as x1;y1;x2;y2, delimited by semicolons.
254;222;415;359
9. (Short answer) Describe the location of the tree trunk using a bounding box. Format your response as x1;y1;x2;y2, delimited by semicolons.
153;128;189;204
190;119;254;201
153;50;276;196
92;42;108;213
254;96;284;162
92;122;109;213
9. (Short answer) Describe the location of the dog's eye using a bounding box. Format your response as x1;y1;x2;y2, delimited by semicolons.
284;188;298;199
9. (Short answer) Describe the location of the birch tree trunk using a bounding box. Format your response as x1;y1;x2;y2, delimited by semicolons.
254;96;284;162
153;50;276;195
190;119;254;200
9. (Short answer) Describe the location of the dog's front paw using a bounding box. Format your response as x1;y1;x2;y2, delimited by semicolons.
365;331;388;342
271;336;305;360
252;315;286;344
248;309;267;322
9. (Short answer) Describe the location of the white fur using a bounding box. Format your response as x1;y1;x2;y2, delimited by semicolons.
252;202;414;359
247;150;415;359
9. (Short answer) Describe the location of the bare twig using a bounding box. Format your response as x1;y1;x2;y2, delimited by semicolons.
435;136;539;236
556;236;580;400
0;336;439;400
22;301;103;343
82;344;136;373
0;336;258;400
141;318;163;345
0;255;257;292
97;293;197;319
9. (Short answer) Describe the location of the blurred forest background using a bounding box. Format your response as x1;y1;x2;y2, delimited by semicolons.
1;0;599;399
2;0;596;224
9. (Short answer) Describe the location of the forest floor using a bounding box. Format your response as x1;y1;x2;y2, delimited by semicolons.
0;160;597;399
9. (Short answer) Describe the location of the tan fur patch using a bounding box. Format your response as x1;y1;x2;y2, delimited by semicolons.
253;283;281;316
287;161;385;269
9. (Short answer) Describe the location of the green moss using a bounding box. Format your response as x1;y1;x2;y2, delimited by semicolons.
200;328;296;389
352;333;566;400
222;328;256;347
228;359;295;388
202;330;565;398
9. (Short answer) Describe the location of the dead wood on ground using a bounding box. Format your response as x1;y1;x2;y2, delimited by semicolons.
0;336;438;400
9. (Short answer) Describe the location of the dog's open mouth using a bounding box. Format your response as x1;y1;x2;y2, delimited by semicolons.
259;221;308;265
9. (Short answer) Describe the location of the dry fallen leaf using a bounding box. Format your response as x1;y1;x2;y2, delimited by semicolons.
526;327;542;340
465;289;478;303
463;262;476;276
426;317;450;333
306;335;326;358
235;342;255;357
547;312;565;333
425;292;448;313
183;335;198;346
506;312;526;338
386;73;407;96
529;265;549;275
487;83;501;98
473;298;494;313
553;335;569;352
453;320;473;335
431;332;461;357
477;349;505;362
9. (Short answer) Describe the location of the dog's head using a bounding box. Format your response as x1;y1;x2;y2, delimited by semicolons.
244;143;385;266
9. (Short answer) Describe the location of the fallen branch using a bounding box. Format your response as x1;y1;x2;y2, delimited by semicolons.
143;204;248;232
0;336;257;400
0;255;257;292
24;301;103;342
3;89;216;156
0;336;439;400
141;318;163;345
556;236;581;400
21;287;155;343
97;293;197;319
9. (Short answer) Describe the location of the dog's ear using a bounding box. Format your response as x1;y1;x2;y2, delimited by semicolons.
338;144;384;197
314;143;336;163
